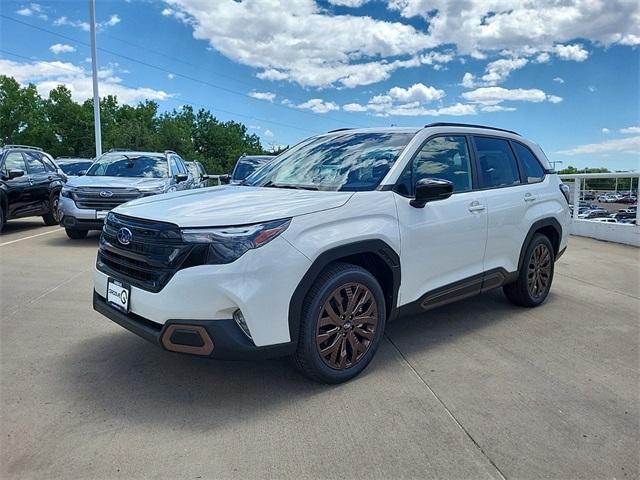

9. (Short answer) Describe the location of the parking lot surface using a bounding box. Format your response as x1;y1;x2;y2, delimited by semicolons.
1;220;638;479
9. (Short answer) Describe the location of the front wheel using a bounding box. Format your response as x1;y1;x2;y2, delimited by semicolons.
0;206;5;233
292;262;386;384
503;234;555;307
65;228;88;240
42;191;61;226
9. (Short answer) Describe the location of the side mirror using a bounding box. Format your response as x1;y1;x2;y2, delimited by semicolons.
410;178;454;208
77;170;87;176
218;174;230;184
175;173;188;183
8;169;25;179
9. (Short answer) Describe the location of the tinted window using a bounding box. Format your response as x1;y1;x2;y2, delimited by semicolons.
400;136;472;194
87;154;170;178
474;137;521;189
42;153;57;172
3;152;27;172
244;133;413;191
233;157;273;181
59;161;94;175
169;157;181;176
513;142;545;183
23;152;47;174
175;157;188;174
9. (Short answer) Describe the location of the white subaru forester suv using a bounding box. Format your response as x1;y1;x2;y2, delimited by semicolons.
93;123;570;383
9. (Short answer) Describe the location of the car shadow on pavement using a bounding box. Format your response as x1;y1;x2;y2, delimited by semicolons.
43;232;101;247
59;288;554;431
1;218;51;234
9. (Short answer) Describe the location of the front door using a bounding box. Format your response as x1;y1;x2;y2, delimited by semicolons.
2;152;36;218
395;135;488;306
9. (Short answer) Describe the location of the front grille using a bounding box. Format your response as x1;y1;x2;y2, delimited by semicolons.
97;213;198;292
73;187;141;210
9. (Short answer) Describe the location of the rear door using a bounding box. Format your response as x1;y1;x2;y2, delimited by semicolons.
472;135;529;273
395;134;488;306
23;151;54;214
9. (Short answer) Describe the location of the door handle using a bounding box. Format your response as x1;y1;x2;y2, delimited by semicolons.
524;193;536;202
468;201;486;212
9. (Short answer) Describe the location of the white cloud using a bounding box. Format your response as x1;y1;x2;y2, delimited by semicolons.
461;72;475;88
16;3;47;20
162;0;639;89
535;52;550;63
553;77;564;83
287;98;340;113
462;87;562;106
54;13;120;32
248;91;276;102
556;136;640;155
481;105;517;112
263;129;274;138
588;85;597;92
328;0;369;6
620;126;640;134
553;43;589;61
388;83;444;103
49;44;76;55
481;57;528;84
0;59;172;105
343;102;368;112
601;128;610;134
388;0;639;53
167;73;175;80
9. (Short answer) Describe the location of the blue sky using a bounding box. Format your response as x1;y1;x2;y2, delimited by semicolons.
1;0;639;170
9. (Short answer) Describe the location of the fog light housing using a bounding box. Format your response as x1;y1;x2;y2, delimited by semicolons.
233;309;252;340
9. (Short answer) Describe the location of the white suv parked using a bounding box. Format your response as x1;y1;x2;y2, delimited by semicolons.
93;123;570;383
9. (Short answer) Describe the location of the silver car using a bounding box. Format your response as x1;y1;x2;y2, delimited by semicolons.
58;150;192;239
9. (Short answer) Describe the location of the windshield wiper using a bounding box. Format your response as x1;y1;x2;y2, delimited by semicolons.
262;181;318;191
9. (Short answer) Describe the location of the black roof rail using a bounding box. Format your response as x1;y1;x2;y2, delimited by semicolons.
424;122;520;136
328;128;353;133
106;148;131;153
2;144;44;151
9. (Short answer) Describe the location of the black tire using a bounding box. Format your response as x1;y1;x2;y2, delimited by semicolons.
0;205;5;234
503;233;555;307
292;262;386;384
65;228;88;240
42;191;61;226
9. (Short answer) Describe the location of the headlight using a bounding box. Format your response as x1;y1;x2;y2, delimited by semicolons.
181;218;291;264
60;186;76;198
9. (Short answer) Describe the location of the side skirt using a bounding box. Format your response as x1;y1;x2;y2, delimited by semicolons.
396;268;517;318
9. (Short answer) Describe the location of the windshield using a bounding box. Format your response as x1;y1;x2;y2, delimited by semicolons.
243;132;413;191
232;156;273;181
86;154;170;178
58;161;93;175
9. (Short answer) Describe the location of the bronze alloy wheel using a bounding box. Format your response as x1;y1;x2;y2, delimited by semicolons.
527;244;552;298
316;282;379;370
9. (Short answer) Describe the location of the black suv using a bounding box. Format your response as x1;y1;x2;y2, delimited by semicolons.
0;145;66;233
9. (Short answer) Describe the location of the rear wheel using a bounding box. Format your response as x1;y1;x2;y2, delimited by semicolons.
0;205;5;233
42;191;61;226
503;234;555;307
292;262;386;384
65;228;88;240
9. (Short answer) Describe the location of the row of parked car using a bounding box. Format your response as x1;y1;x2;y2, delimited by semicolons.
569;201;637;224
580;191;637;204
0;144;274;236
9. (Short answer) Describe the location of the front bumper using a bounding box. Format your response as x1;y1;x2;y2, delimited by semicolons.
93;235;312;347
93;292;295;360
58;195;104;230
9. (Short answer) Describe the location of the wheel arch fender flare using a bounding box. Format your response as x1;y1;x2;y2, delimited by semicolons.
517;217;562;272
287;239;401;344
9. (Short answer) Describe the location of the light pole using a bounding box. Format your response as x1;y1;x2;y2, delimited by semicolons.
89;0;102;158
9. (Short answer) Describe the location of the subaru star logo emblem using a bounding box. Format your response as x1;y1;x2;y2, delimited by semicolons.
117;227;133;245
99;190;113;198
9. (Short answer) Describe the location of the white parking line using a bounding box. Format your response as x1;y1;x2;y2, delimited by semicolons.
0;228;63;247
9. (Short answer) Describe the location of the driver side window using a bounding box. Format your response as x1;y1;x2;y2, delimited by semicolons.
397;136;472;195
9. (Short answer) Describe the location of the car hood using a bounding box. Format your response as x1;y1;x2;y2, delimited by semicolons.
66;176;168;189
113;185;353;227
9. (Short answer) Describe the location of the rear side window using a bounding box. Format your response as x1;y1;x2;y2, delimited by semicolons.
474;137;521;189
23;152;47;174
513;142;545;183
